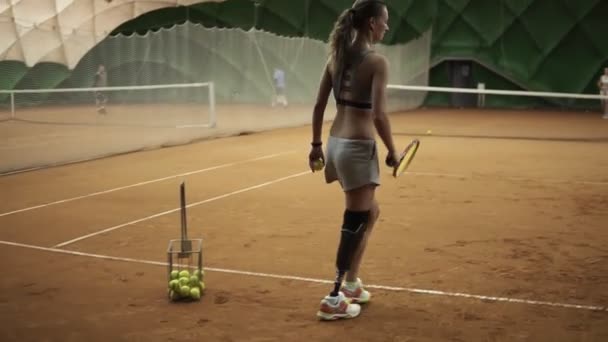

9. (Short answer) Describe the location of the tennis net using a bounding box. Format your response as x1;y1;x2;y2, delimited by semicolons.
0;82;215;128
385;84;608;142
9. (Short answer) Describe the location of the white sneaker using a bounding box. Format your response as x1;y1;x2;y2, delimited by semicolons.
316;291;361;321
341;278;371;304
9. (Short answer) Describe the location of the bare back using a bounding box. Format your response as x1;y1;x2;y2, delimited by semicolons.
329;50;382;140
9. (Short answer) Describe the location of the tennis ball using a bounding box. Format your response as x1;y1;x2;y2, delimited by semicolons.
178;277;190;286
199;281;206;292
193;269;204;280
170;270;179;279
190;287;201;300
312;159;324;171
178;270;190;278
180;285;191;297
189;275;199;287
168;279;180;290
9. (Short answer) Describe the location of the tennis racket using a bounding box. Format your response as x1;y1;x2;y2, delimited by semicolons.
392;139;420;178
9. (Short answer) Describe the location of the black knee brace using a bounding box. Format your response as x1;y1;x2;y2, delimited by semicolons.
335;210;370;272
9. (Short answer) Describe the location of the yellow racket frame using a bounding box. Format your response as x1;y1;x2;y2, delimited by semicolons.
393;139;420;178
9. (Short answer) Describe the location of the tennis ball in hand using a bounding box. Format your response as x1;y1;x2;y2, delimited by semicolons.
190;287;201;300
311;159;324;171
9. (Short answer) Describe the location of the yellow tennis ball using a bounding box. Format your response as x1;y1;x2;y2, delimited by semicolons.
178;270;190;278
170;270;179;279
193;269;204;280
312;159;324;171
189;275;199;287
180;285;191;297
168;279;180;290
178;277;189;286
190;287;201;300
199;281;206;292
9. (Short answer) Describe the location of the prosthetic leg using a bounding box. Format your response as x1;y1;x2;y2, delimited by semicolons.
330;209;370;297
317;209;369;320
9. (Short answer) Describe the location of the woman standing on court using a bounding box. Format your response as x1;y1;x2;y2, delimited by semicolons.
308;0;399;320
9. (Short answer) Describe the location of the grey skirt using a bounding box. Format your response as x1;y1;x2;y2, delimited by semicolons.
324;136;380;191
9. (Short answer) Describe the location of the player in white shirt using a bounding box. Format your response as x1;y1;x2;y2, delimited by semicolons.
272;68;288;107
94;64;108;114
597;67;608;118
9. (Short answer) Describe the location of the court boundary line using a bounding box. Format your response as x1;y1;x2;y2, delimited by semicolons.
3;161;604;219
0;151;295;218
407;171;608;186
394;131;608;143
53;170;311;248
1;239;606;313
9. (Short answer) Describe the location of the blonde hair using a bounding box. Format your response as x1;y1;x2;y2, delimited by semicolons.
328;0;386;90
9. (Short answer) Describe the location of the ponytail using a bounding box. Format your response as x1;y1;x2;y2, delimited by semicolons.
328;9;355;95
328;1;386;94
329;9;355;70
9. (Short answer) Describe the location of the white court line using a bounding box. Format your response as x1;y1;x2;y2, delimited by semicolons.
4;162;602;219
0;151;294;218
407;171;608;186
407;171;467;179
1;239;606;313
0;155;122;176
1;165;45;176
503;176;608;186
53;170;311;248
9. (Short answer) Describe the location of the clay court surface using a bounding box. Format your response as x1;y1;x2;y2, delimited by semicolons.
1;106;608;341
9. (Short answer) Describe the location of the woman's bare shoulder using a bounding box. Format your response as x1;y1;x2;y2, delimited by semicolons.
366;52;389;70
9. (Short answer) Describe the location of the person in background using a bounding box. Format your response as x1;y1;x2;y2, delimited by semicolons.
94;64;108;114
272;67;288;107
597;67;608;119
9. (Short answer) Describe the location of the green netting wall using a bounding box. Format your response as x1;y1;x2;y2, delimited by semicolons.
112;0;434;45
428;0;608;108
0;0;434;95
427;61;535;108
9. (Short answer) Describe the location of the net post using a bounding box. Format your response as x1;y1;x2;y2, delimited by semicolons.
477;83;485;108
208;82;216;128
10;92;15;119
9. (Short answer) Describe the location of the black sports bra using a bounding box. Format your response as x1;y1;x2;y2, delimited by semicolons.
333;50;374;110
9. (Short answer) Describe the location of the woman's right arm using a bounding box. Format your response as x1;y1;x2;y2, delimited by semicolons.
311;63;333;145
371;55;397;164
308;62;333;170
